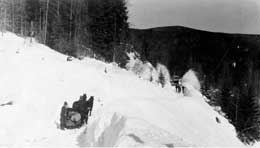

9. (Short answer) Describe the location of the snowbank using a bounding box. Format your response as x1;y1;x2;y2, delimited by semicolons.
0;32;243;147
78;112;192;147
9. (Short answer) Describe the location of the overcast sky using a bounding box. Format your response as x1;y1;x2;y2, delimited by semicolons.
128;0;260;34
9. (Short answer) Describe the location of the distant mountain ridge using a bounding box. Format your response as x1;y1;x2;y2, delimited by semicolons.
129;25;260;77
131;25;260;35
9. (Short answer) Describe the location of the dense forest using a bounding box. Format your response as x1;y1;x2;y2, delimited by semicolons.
129;26;260;144
0;0;129;62
1;0;260;144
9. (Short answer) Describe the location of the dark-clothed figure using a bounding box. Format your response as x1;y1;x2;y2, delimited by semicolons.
60;102;68;130
176;84;181;93
88;96;94;116
174;80;182;93
83;94;87;100
72;96;82;112
80;94;89;124
173;79;178;92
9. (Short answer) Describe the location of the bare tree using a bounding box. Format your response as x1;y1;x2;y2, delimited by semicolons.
69;0;73;41
44;0;49;44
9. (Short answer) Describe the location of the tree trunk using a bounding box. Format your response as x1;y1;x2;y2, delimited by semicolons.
11;0;15;32
57;0;60;16
44;0;49;44
39;7;41;31
113;14;117;62
69;0;73;41
20;15;23;35
4;7;7;33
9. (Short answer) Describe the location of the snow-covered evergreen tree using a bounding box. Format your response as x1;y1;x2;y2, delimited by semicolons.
181;69;202;97
158;70;165;87
126;52;159;83
156;63;171;88
181;69;201;91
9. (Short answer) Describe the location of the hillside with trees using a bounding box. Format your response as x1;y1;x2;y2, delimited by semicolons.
129;26;260;144
0;0;129;61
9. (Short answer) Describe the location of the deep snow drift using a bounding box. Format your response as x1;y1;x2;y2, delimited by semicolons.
0;32;243;147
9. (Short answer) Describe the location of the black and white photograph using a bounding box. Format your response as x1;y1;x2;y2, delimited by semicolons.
1;0;260;147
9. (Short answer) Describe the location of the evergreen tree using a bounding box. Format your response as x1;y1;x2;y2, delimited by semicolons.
25;0;40;34
238;86;260;144
88;0;129;61
158;70;165;87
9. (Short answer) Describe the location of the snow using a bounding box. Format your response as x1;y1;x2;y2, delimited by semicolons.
126;52;159;83
0;32;244;147
253;142;260;147
182;69;201;91
125;52;171;87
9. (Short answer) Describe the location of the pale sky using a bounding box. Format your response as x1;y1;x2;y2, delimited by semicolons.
128;0;260;34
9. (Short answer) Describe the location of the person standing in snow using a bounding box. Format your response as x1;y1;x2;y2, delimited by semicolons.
88;96;94;116
29;31;35;43
176;80;182;93
60;102;68;130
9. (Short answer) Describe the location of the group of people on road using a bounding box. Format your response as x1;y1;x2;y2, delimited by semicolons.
60;94;94;130
173;78;185;93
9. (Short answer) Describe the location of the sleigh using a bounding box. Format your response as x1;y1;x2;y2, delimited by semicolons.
64;108;83;129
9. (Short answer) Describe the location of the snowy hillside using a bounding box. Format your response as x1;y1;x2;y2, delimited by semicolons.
125;52;171;88
0;32;243;147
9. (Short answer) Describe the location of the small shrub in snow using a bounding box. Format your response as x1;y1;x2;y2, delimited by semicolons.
67;56;73;61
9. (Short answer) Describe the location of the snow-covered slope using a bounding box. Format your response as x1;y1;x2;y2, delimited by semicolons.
0;32;243;147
